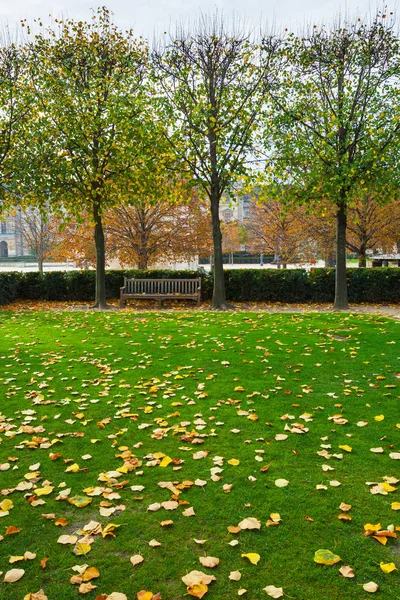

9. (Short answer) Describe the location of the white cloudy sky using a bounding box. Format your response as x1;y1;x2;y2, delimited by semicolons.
0;0;396;38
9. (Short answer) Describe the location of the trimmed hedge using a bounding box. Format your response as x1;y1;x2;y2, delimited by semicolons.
0;267;399;306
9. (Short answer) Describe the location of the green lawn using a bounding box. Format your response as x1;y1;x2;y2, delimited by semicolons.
0;309;399;600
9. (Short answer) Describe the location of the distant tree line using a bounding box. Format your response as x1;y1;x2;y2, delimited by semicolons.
0;6;399;309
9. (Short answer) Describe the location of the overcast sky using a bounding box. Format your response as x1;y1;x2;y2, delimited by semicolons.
0;0;396;38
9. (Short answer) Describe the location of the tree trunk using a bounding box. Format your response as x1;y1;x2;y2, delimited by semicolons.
93;201;107;309
324;245;335;267
358;253;367;268
210;192;228;309
138;257;148;270
38;257;44;274
334;202;348;309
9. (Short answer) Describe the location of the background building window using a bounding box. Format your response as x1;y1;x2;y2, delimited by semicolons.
0;240;8;257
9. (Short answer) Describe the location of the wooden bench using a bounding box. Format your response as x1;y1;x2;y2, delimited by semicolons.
120;277;201;308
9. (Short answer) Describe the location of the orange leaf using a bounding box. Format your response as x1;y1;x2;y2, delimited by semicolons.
187;583;208;598
137;592;153;600
5;526;20;535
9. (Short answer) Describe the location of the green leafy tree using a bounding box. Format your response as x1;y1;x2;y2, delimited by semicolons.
0;30;30;211
268;12;400;308
153;15;280;308
24;8;150;308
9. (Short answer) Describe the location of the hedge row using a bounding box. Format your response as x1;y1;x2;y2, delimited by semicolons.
0;267;399;306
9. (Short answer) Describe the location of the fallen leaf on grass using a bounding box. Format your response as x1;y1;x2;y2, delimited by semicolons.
241;553;260;565
82;567;100;581
238;517;261;530
363;582;379;593
187;583;208;598
183;507;195;517
380;562;397;573
199;556;219;568
339;565;354;578
274;479;289;488
68;495;92;508
130;555;144;567
79;582;97;594
3;568;25;582
5;526;20;535
238;589;247;596
57;534;78;545
391;502;400;510
229;571;242;581
23;591;48;600
137;592;154;600
73;542;91;556
338;445;352;453
314;549;341;565
263;585;284;598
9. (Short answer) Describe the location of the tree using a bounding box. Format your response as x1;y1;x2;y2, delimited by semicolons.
47;214;97;269
106;189;212;269
153;15;280;308
0;30;30;211
268;12;400;308
245;199;313;267
25;8;150;308
15;207;59;273
346;196;400;265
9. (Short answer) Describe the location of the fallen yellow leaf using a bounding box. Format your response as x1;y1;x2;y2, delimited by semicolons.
313;549;341;565
380;562;397;574
241;553;260;565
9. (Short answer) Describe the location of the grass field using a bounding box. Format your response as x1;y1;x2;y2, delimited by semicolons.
0;309;399;600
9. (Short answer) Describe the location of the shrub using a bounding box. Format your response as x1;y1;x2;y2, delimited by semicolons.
0;272;21;305
1;267;399;306
18;272;46;300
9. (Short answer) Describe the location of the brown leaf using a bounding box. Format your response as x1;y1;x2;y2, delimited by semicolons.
181;571;216;586
339;565;355;578
238;517;261;530
199;556;219;568
5;526;20;535
227;525;241;534
82;567;100;581
363;582;379;593
40;557;48;569
4;568;25;583
23;591;48;600
130;554;144;567
79;582;97;594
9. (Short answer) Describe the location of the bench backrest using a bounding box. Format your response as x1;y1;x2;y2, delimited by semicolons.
124;278;201;295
